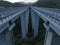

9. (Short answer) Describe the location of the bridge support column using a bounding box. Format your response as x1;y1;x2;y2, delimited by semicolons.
51;32;60;45
5;30;14;45
44;31;53;45
20;14;26;39
44;23;53;45
0;29;14;45
20;12;29;39
44;27;60;45
25;10;29;34
44;22;60;45
0;31;8;45
31;10;39;38
0;22;15;45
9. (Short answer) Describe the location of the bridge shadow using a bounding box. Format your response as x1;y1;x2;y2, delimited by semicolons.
4;7;46;45
12;11;46;45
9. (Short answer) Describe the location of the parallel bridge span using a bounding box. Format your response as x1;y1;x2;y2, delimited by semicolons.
0;7;60;45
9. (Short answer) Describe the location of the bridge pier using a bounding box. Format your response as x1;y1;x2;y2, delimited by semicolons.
0;29;14;45
0;21;15;45
51;31;60;45
25;9;29;34
44;30;53;45
20;10;29;39
0;30;8;45
20;13;27;39
31;10;39;38
5;30;14;45
44;22;60;45
43;22;53;45
44;27;60;45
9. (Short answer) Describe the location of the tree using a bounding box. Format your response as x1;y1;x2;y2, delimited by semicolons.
33;1;60;8
0;1;25;8
0;1;13;8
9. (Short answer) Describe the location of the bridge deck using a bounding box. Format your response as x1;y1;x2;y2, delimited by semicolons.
0;7;60;45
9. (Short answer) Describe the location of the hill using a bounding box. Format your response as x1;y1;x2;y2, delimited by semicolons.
33;1;60;8
0;1;25;8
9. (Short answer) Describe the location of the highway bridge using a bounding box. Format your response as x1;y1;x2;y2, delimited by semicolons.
0;7;60;45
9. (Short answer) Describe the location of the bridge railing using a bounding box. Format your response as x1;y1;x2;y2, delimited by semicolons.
0;7;60;45
33;7;60;23
31;7;60;36
31;7;60;45
0;7;28;25
0;8;22;20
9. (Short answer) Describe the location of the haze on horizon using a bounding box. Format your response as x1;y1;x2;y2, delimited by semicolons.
5;0;38;3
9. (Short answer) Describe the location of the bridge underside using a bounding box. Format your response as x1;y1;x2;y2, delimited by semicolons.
12;14;46;45
0;7;60;45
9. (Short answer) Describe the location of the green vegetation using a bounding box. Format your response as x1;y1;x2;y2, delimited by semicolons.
0;1;24;8
13;3;24;7
0;1;13;8
0;1;60;8
33;1;60;9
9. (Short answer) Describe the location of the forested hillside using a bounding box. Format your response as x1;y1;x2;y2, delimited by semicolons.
33;1;60;8
0;1;25;8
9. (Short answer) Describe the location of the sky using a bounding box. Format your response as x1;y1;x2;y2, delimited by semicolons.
6;0;38;3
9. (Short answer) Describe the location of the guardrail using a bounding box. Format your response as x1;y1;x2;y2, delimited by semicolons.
32;7;60;23
0;7;28;25
0;7;28;35
31;7;60;36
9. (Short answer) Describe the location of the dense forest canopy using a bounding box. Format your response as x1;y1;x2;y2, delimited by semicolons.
0;1;25;8
0;1;60;8
33;0;60;8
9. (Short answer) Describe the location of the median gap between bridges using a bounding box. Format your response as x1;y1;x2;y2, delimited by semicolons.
11;8;46;45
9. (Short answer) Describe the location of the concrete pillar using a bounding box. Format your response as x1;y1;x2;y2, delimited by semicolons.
20;13;26;39
31;10;39;38
51;31;60;45
0;31;7;45
5;31;14;45
0;29;14;45
25;10;29;34
45;27;60;45
44;23;53;45
20;12;29;39
45;31;53;45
